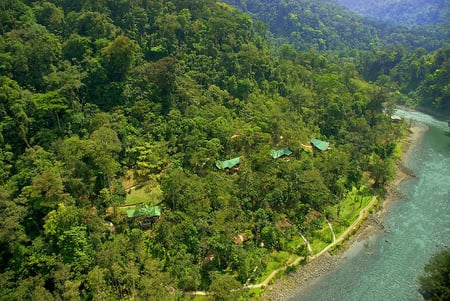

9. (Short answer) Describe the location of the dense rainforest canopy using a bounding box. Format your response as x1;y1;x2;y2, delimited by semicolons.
225;0;450;112
0;0;448;300
419;248;450;300
224;0;450;51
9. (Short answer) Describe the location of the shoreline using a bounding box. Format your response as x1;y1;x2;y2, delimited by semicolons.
261;124;427;301
396;104;449;122
379;123;427;216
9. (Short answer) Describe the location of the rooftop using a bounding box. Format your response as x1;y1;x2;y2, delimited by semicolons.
270;147;293;159
311;138;330;151
126;204;162;218
216;157;241;170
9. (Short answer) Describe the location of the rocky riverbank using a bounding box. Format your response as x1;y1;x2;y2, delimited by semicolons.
261;214;386;301
261;122;426;301
262;252;340;301
381;122;427;216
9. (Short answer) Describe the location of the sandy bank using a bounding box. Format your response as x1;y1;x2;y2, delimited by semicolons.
380;123;427;215
262;123;427;301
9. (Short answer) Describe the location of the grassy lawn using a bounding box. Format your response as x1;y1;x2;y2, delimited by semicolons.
286;234;306;251
393;140;404;159
240;288;265;300
116;206;133;216
336;186;373;225
103;172;165;218
125;181;163;205
333;224;347;238
122;169;163;206
310;238;328;254
318;226;332;243
310;222;331;254
256;251;290;283
125;186;151;204
186;296;209;301
303;186;374;255
338;194;372;223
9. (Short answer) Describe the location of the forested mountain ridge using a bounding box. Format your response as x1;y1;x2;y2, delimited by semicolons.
355;46;450;114
224;0;380;51
329;0;450;26
223;0;449;51
0;0;425;299
225;0;450;114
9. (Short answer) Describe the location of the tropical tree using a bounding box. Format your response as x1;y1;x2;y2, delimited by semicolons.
419;249;450;301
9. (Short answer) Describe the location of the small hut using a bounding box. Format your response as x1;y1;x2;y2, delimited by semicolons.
216;157;241;170
391;115;402;122
233;232;251;244
311;138;330;151
270;147;293;159
127;204;162;229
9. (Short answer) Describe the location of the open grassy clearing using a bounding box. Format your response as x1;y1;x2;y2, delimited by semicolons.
305;186;374;255
125;182;163;205
310;238;328;254
336;186;372;223
338;194;372;223
122;169;163;206
256;251;290;283
286;234;306;252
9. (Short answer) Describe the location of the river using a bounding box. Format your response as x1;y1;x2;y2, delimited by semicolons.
287;110;450;301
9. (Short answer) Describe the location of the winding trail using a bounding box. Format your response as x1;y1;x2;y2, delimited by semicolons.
325;218;336;243
125;184;139;192
311;195;377;260
185;195;378;295
299;231;314;256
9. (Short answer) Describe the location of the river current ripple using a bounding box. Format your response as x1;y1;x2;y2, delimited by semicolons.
288;110;450;301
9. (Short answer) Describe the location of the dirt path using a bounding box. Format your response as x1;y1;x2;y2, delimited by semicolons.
185;195;378;296
299;231;314;256
252;195;377;289
261;120;425;300
325;218;336;243
311;195;377;260
124;184;139;191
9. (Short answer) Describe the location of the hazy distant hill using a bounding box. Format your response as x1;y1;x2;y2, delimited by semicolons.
329;0;450;26
224;0;385;50
224;0;449;51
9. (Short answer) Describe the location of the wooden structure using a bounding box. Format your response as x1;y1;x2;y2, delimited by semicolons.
126;204;162;229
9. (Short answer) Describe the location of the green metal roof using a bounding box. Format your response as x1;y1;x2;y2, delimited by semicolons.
311;138;330;151
126;208;136;218
127;205;162;218
270;147;293;159
216;157;241;170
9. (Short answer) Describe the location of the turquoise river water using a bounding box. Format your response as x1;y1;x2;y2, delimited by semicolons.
288;110;450;301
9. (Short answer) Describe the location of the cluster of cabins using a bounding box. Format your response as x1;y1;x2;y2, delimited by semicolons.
125;139;330;228
126;113;405;232
216;138;330;170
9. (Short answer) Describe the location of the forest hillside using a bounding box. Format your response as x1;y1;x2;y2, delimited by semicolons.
330;0;450;26
225;0;450;114
223;0;449;51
